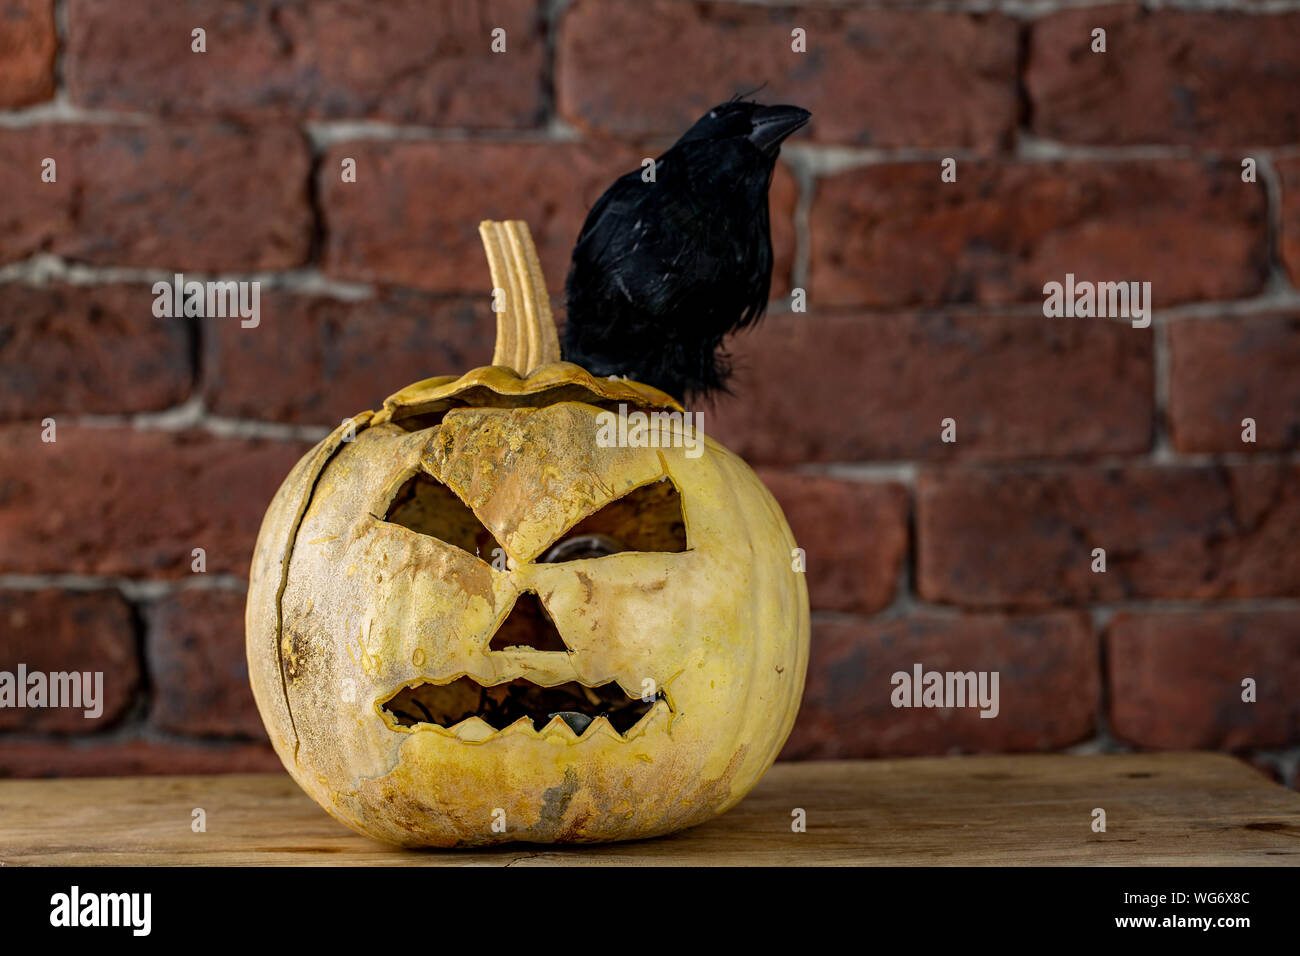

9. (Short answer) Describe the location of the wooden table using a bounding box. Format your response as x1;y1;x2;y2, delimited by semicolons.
2;752;1297;865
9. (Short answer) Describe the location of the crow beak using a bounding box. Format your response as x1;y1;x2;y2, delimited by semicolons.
748;105;811;157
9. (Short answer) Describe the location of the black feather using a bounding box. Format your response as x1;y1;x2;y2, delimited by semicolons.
563;101;811;401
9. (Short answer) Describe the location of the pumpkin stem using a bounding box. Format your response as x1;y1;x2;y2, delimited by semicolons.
479;220;562;375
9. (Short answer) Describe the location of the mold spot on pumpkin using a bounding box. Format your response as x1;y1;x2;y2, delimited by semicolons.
539;768;581;837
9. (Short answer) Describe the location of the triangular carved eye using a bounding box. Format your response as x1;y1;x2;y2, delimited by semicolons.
539;478;688;563
383;472;504;562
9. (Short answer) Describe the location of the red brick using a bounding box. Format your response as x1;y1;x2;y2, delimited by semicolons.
0;426;309;578
0;589;138;733
710;312;1153;464
0;124;312;271
145;589;260;738
810;160;1267;309
1028;6;1300;147
768;162;796;301
782;611;1097;759
322;140;797;297
1168;314;1300;453
321;141;632;293
66;0;546;127
0;738;281;777
917;464;1300;607
559;0;1018;150
1108;610;1300;750
0;283;193;421
757;471;906;615
1280;158;1300;288
0;0;55;107
204;291;498;425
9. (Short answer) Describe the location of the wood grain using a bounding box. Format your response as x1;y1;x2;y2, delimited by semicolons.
1;752;1297;865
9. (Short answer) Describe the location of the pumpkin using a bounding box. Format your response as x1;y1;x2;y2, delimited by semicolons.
245;221;810;846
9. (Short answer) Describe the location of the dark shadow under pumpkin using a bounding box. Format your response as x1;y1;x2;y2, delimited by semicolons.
380;676;661;738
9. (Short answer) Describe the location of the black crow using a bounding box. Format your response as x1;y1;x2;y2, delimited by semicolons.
563;100;811;401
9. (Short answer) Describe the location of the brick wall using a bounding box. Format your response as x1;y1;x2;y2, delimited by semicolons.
0;0;1297;785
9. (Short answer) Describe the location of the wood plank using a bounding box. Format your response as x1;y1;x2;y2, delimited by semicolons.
1;752;1297;865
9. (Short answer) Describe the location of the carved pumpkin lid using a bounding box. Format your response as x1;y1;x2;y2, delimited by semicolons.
371;221;683;429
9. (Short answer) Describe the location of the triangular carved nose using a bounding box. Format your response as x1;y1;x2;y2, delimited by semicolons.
488;592;570;652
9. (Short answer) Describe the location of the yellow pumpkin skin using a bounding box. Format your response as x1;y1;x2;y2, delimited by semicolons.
248;226;810;846
247;363;810;846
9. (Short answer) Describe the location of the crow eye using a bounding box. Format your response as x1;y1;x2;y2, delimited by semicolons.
383;472;504;563
539;478;687;563
708;110;718;118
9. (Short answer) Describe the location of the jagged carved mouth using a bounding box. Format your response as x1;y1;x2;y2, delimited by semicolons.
379;676;668;740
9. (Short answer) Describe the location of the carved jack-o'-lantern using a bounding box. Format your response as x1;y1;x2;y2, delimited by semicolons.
246;221;809;846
